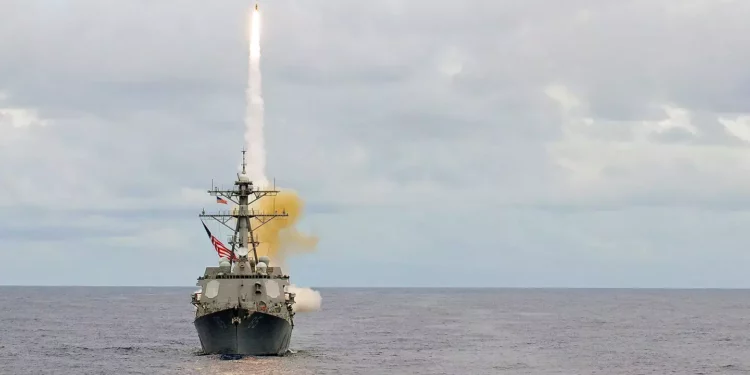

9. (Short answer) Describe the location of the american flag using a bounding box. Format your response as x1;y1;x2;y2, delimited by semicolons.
201;221;236;260
216;196;228;204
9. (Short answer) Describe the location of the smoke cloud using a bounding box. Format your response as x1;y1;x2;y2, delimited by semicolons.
248;188;320;312
245;7;267;187
251;188;318;265
287;284;322;313
242;6;320;312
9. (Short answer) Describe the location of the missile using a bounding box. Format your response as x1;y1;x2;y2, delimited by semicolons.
255;3;258;11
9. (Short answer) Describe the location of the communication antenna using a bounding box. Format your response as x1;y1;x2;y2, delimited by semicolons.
241;147;248;174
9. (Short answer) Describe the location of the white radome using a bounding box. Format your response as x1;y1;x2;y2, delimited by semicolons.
258;256;270;266
236;247;250;257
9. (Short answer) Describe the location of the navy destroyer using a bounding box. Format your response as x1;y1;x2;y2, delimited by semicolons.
191;150;296;356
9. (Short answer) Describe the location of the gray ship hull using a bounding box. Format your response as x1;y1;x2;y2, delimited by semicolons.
194;309;292;356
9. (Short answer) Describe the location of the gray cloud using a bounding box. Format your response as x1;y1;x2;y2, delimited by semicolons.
2;0;750;286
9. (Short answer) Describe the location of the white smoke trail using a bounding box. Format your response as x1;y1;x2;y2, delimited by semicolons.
288;284;322;313
245;7;268;187
243;6;321;314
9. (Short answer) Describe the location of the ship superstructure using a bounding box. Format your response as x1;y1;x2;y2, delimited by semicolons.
191;150;296;356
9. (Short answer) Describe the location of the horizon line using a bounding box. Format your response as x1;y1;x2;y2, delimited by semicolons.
2;285;750;290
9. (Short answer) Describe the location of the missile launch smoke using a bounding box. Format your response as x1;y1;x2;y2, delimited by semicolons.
243;6;321;312
245;6;267;187
248;188;321;312
288;284;322;313
253;189;318;264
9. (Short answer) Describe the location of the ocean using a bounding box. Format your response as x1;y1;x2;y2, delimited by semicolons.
1;287;748;374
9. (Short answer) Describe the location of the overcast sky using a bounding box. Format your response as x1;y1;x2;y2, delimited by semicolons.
2;0;750;287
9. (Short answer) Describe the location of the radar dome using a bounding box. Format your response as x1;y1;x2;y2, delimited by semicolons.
219;258;231;268
236;247;249;257
258;256;271;266
238;173;250;182
256;261;267;274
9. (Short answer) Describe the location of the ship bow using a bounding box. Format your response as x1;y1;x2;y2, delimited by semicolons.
195;309;292;356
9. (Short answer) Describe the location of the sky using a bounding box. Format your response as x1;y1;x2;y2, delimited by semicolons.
1;0;750;287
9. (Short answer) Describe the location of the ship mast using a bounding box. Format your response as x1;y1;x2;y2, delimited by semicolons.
199;150;288;269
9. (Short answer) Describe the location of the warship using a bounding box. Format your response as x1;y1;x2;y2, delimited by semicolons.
191;150;296;356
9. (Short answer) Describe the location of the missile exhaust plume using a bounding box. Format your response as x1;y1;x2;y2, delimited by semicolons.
243;7;318;265
241;5;321;311
253;189;318;265
252;190;320;312
288;284;322;312
245;6;267;187
233;189;321;312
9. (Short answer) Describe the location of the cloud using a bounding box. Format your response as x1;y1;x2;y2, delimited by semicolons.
545;83;750;210
720;116;750;143
3;0;750;286
0;108;48;129
0;92;49;131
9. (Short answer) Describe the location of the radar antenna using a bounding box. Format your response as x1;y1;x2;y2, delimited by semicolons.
199;150;288;272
